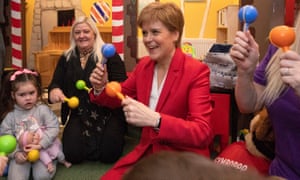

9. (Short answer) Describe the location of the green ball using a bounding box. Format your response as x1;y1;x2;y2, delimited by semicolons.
76;80;86;90
0;135;17;156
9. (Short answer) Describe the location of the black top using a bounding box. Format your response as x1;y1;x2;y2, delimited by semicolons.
48;48;127;125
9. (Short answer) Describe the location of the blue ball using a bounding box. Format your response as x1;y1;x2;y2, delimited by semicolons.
101;44;116;58
238;5;258;24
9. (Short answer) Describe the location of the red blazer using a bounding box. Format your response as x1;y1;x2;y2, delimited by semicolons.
90;48;213;179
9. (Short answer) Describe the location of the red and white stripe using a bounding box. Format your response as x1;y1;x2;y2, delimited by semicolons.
112;0;124;60
11;0;22;69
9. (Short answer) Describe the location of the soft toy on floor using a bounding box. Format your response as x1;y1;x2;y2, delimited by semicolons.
214;107;275;175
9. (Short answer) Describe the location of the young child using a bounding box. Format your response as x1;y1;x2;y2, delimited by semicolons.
19;129;71;173
0;68;62;180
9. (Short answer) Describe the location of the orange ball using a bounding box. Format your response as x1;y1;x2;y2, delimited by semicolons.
67;96;79;109
106;81;122;98
269;25;295;52
27;149;40;162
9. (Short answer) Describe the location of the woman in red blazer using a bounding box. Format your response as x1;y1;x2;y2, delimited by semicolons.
89;2;213;180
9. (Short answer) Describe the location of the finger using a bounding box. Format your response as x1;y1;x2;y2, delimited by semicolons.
280;67;291;76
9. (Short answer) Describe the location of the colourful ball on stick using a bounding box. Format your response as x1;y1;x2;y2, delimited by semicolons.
269;25;295;52
76;80;86;90
105;81;125;100
238;5;258;24
27;149;40;162
64;96;79;109
0;135;17;156
76;80;90;92
102;43;116;58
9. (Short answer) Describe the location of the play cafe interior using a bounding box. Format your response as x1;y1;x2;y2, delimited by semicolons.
0;0;298;179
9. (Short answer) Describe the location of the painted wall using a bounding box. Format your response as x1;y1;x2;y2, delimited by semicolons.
25;0;239;57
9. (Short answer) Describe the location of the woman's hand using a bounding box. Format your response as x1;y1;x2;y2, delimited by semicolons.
90;63;108;92
279;51;300;96
49;88;65;103
230;31;260;76
14;151;27;164
122;96;160;128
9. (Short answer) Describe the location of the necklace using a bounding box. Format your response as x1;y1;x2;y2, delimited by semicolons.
80;55;88;68
79;47;93;68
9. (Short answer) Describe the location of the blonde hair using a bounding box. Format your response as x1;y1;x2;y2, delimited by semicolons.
64;16;105;62
259;13;300;107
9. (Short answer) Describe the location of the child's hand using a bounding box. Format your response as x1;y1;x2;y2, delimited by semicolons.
15;151;27;164
24;144;41;152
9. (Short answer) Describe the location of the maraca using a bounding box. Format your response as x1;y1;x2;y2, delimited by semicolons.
27;149;40;162
76;80;91;92
238;5;258;32
269;25;295;52
105;81;125;100
0;135;17;156
101;43;116;65
64;96;79;109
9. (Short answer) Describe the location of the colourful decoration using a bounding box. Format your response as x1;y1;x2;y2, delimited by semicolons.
90;0;111;25
181;42;196;58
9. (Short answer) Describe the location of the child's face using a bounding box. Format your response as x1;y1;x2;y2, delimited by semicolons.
12;81;38;110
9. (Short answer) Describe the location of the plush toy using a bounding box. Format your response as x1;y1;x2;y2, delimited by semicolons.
214;107;275;175
245;108;274;161
181;42;196;58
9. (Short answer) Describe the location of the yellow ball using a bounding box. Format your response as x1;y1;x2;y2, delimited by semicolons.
68;96;79;109
27;149;40;162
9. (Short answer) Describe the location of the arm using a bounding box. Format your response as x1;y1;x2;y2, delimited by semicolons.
48;55;67;104
234;75;264;113
89;53;128;107
0;156;8;176
280;50;300;97
0;113;25;160
36;105;60;149
122;58;214;148
230;31;263;113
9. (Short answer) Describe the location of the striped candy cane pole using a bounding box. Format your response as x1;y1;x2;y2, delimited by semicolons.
112;0;124;60
11;0;22;69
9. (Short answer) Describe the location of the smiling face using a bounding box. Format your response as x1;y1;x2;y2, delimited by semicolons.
142;21;179;62
12;81;38;110
73;22;96;51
